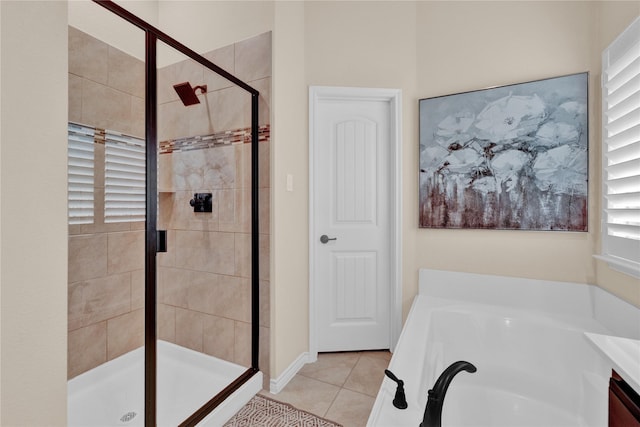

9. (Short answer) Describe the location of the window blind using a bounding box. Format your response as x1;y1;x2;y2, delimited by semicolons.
600;16;640;277
105;130;146;223
68;123;95;225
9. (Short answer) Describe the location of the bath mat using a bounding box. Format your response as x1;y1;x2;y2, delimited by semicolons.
224;394;343;427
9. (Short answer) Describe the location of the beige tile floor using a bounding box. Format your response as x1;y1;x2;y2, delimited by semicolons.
261;350;391;427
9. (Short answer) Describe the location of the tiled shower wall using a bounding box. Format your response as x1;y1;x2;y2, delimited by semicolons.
67;27;145;379
67;27;272;387
156;32;271;387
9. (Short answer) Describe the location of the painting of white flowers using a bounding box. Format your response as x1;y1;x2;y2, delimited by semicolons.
419;72;588;231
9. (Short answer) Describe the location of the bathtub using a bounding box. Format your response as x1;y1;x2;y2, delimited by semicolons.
368;269;640;426
68;340;262;426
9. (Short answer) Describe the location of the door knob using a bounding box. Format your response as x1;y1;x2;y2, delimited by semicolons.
320;235;337;244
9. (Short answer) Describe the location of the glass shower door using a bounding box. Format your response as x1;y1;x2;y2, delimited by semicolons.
155;40;256;425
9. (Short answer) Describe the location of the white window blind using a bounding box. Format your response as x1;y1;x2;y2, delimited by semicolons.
105;130;146;223
599;16;640;277
68;123;95;225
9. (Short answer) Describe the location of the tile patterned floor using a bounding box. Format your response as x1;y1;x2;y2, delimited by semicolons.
261;350;391;427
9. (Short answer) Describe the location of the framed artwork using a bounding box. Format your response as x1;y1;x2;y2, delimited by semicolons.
419;72;588;231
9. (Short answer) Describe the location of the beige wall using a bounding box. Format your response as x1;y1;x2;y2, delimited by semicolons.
0;1;68;425
411;1;597;316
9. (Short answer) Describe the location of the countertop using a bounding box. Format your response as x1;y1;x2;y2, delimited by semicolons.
585;332;640;394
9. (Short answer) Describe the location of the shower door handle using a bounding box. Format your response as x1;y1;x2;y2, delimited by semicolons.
157;230;167;253
320;235;337;244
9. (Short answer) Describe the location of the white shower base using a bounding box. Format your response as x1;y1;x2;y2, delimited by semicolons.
68;340;261;427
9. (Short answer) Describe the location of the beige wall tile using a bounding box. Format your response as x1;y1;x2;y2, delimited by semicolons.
172;150;206;191
219;188;251;233
233;234;268;280
69;74;83;123
203;315;235;362
157;303;176;343
175;230;235;275
107;231;145;274
130;96;145;138
68;322;107;379
187;97;216;137
68;234;108;283
68;224;84;236
174;58;205;96
260;234;270;282
158;154;174;192
250;77;271;126
94;143;105;189
212;275;250;322
259;280;270;328
259;187;270;234
68;273;131;331
259;326;270;389
203;44;235;92
107;308;144;360
108;46;144;98
233;321;251;367
158;100;190;141
131;269;144;311
234;233;251;278
204;86;250;133
184;271;218;315
175;307;204;352
130;221;145;231
259;140;270;189
157;267;188;308
234;143;251;190
68;26;108;85
157;66;174;105
204;145;236;189
82;79;133;134
234;32;272;82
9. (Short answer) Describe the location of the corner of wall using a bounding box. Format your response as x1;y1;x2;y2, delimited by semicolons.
272;0;309;381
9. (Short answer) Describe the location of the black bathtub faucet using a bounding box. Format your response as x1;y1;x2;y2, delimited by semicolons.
420;361;477;427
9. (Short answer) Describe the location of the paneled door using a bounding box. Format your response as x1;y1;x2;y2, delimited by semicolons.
311;88;392;352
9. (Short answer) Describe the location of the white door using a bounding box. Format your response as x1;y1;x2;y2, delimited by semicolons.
312;91;391;352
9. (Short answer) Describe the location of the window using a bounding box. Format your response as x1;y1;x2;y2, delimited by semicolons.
104;130;146;223
598;17;640;278
68;123;95;225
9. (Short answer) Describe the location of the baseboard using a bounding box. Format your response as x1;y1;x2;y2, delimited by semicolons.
269;352;310;394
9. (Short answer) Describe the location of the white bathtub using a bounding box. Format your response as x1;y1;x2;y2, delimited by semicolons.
68;340;262;426
368;269;640;426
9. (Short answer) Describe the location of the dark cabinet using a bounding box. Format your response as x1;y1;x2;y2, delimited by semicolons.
610;370;640;427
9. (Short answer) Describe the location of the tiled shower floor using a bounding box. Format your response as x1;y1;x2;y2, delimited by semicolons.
260;350;391;426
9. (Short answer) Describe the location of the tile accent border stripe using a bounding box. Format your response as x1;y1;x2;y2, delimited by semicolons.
159;124;270;155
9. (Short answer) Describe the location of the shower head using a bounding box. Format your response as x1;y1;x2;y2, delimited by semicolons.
173;82;207;106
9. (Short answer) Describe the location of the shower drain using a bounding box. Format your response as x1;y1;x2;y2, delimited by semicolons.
120;411;137;423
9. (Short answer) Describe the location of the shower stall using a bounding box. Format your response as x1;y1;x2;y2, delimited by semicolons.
67;1;270;425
